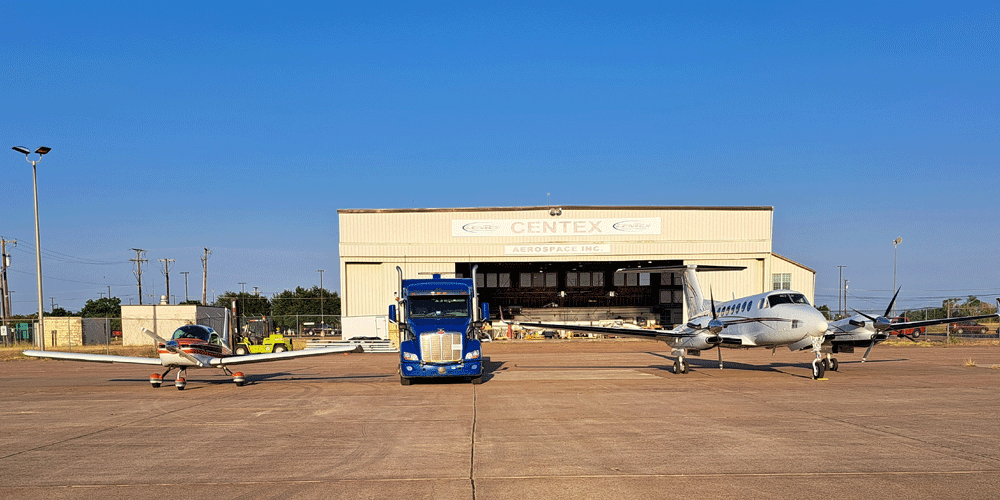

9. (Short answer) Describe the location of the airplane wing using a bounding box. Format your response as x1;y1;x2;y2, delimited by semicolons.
211;344;363;366
23;350;163;365
515;321;694;340
883;311;999;331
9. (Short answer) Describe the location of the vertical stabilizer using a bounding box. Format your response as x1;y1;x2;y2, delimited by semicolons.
681;265;707;316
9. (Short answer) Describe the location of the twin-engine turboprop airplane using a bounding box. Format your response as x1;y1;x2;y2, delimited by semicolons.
23;324;360;390
515;265;835;379
801;289;1000;364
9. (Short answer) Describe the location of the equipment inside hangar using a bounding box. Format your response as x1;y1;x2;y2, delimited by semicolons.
338;206;815;328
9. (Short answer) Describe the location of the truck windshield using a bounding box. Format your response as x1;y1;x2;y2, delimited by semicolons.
409;296;470;318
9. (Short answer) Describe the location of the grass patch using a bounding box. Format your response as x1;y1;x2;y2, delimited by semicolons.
964;358;978;367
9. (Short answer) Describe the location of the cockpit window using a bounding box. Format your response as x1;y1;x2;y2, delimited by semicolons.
767;293;811;307
171;325;214;342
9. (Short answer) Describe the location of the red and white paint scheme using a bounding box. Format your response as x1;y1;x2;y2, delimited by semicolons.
24;324;359;390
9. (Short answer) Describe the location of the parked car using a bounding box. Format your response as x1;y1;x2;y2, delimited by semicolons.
890;317;924;338
948;321;994;335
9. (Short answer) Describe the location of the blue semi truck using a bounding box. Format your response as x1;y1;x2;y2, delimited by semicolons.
390;266;488;385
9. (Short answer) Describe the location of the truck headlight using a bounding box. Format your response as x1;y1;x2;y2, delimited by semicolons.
402;352;419;361
464;350;480;360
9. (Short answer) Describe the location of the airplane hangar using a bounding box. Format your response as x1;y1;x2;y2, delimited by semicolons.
338;206;815;328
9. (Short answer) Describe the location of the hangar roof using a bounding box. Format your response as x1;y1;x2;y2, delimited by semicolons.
338;206;773;214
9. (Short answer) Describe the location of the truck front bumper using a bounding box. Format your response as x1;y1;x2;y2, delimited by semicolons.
400;361;482;379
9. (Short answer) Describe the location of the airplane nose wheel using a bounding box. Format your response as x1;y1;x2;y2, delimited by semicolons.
175;369;188;390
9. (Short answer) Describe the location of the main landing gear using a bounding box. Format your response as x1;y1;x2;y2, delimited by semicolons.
670;348;690;374
672;358;689;374
149;367;247;389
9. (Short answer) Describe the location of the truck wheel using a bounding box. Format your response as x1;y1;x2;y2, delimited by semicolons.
471;375;483;385
273;345;287;353
235;345;248;356
400;375;412;386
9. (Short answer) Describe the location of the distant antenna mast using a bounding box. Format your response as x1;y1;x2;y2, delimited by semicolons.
201;247;211;305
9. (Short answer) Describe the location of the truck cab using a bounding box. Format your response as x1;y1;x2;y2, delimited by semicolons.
390;267;488;385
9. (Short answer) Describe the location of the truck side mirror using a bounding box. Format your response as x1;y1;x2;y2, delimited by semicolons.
481;303;490;321
388;304;397;322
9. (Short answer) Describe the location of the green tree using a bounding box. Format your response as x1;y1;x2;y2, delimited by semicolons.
816;304;832;320
79;297;122;318
213;291;271;317
271;286;340;331
48;307;75;317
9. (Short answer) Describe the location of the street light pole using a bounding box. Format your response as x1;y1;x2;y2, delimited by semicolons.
318;269;325;334
12;146;51;350
837;265;846;319
893;236;902;317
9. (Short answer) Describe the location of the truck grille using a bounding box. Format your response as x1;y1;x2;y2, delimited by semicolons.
420;332;463;363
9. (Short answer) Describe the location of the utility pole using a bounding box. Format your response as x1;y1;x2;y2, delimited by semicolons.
130;248;147;305
1;238;15;346
158;258;175;304
180;271;190;302
201;247;211;305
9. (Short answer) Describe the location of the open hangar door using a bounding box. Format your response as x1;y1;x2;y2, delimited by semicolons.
455;261;685;328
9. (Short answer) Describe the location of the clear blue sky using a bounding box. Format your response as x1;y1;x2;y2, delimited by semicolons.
3;1;998;315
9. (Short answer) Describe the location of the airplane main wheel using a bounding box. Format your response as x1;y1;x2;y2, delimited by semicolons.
672;360;681;374
812;360;826;380
233;372;246;387
175;377;186;390
680;360;689;374
150;373;162;388
829;358;839;372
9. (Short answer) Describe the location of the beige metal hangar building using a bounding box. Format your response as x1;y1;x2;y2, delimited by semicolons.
338;206;815;328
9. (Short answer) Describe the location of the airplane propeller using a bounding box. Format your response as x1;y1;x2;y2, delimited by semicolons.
848;288;922;362
852;287;901;333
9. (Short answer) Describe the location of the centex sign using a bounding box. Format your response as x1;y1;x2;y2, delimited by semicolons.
453;218;660;237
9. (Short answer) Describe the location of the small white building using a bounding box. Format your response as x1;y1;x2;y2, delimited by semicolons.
339;206;815;328
121;304;227;346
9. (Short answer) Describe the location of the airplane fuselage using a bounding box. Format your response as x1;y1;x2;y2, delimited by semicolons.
157;338;232;368
676;290;830;350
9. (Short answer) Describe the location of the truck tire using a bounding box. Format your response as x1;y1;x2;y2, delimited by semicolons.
471;375;483;385
273;344;287;353
400;375;412;386
235;345;249;356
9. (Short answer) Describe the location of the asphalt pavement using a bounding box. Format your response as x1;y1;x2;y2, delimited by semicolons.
2;340;999;500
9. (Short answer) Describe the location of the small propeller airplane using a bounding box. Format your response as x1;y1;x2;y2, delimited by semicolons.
23;324;360;390
512;265;837;379
807;289;1000;364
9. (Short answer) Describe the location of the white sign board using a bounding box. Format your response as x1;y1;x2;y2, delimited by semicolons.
504;244;611;255
453;218;661;237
